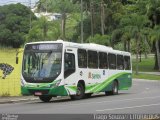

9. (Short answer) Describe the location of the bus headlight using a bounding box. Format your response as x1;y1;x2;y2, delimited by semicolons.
51;79;61;88
21;79;25;86
55;80;61;86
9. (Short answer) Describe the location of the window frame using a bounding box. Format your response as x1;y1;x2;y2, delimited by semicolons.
117;54;124;70
88;50;98;69
64;53;76;78
124;56;131;70
78;49;87;68
99;52;108;69
108;53;116;70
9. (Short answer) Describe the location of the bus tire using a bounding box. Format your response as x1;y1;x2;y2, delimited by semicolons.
39;96;52;102
105;81;118;95
105;91;112;96
85;93;92;98
70;83;85;100
111;81;118;95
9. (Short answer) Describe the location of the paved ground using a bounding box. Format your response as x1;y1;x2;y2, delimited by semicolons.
0;96;38;104
0;79;160;115
138;72;160;76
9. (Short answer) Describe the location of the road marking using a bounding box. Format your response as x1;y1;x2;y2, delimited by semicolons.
69;96;160;106
47;95;160;109
5;96;160;108
96;103;160;112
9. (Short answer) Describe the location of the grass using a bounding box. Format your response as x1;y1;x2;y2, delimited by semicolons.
0;48;23;96
132;56;157;72
133;73;160;80
132;55;160;80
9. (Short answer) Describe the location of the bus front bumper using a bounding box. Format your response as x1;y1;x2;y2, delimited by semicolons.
21;86;68;96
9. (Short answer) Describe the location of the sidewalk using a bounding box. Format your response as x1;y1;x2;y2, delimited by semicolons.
133;71;160;76
0;96;38;104
138;71;160;76
0;96;70;104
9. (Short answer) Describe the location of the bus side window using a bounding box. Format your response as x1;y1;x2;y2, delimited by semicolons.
64;53;75;78
124;56;131;70
88;50;98;68
99;52;108;69
117;55;124;70
78;49;87;68
108;53;116;69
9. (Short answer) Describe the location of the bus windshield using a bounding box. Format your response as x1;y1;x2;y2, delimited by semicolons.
22;43;62;83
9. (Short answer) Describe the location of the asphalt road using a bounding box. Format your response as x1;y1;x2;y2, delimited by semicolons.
0;79;160;114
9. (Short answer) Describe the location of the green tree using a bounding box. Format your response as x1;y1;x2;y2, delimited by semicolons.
0;3;36;48
26;18;61;42
147;0;160;70
131;15;149;74
120;13;149;74
141;28;152;59
39;16;49;40
37;0;78;40
87;34;111;46
150;25;160;71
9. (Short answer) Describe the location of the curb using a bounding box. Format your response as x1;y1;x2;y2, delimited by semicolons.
133;78;160;81
0;98;38;104
0;96;70;104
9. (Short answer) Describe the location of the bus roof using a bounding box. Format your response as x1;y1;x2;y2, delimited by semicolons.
25;40;131;56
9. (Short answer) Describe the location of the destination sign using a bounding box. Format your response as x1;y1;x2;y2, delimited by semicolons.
25;43;62;51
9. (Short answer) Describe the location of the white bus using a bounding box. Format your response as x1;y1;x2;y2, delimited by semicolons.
21;40;132;102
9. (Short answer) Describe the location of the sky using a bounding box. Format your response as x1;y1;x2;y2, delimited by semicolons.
0;0;39;7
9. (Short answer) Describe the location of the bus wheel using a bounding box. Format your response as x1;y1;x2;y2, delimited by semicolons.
105;91;111;96
85;93;92;98
70;83;85;100
39;96;52;102
105;81;118;96
111;81;118;95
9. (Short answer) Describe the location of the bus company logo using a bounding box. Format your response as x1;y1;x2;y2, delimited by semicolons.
88;72;101;79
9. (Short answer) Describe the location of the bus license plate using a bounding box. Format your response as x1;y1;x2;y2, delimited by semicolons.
35;92;42;96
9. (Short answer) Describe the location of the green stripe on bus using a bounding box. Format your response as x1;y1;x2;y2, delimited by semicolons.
66;72;131;93
67;86;77;92
49;85;68;96
86;72;131;92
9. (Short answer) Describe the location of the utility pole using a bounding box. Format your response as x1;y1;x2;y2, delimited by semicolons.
101;0;104;35
90;1;93;37
81;0;83;43
45;0;47;13
29;0;32;30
